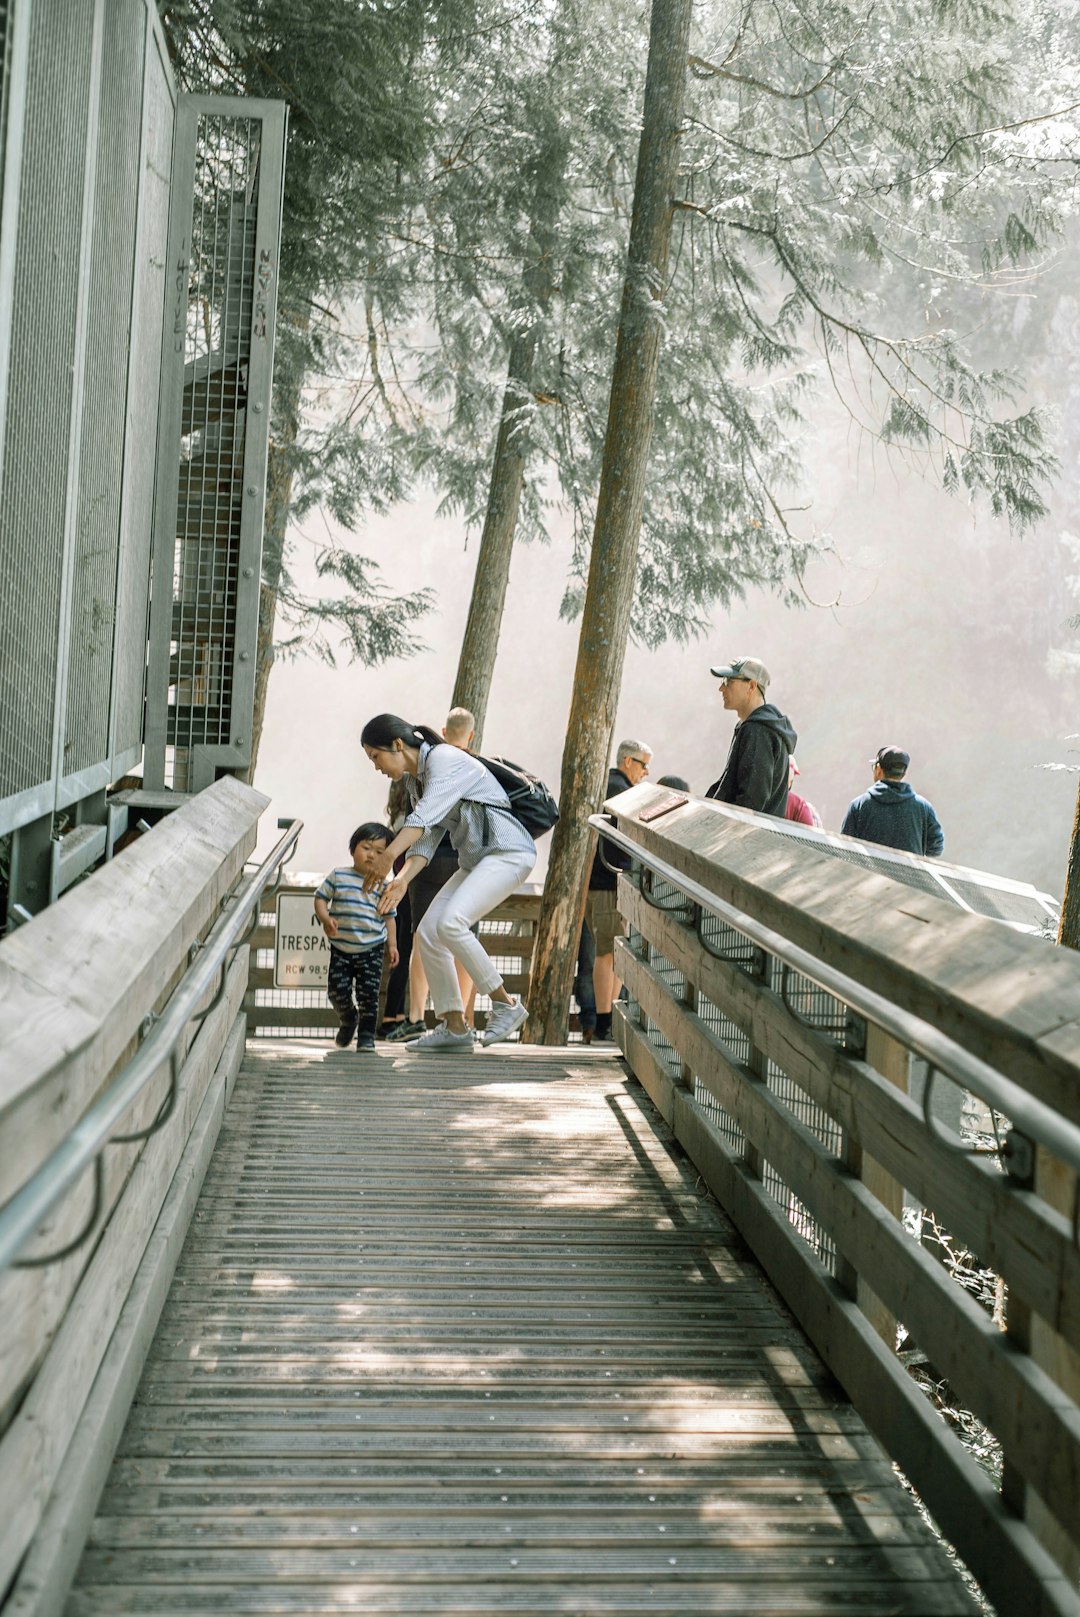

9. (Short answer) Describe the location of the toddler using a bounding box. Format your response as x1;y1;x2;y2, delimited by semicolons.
314;823;399;1051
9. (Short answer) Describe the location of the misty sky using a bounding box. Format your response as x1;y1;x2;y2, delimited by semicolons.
252;362;1077;904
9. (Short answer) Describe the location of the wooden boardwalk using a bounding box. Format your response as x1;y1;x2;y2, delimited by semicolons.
68;1042;976;1615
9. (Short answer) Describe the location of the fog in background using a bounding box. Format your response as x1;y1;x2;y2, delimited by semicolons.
254;301;1079;900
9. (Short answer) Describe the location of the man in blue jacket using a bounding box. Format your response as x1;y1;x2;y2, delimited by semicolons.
705;656;797;816
841;746;944;857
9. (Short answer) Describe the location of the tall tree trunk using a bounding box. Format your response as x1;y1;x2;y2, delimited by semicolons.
1058;777;1080;949
241;379;300;784
525;0;692;1044
450;24;574;747
450;324;546;749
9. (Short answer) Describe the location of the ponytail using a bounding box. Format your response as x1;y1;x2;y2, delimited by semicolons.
361;712;443;752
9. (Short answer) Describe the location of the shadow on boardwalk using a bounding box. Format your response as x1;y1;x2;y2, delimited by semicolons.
68;1041;977;1615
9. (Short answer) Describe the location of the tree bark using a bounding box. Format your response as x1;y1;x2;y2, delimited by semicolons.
450;97;570;747
525;0;692;1044
1058;776;1080;949
450;325;546;748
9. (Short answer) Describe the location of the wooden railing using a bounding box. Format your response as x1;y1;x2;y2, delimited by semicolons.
246;883;545;1037
0;777;272;1616
605;787;1080;1617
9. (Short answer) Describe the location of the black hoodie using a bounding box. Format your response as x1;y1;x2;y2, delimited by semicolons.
589;765;633;891
706;703;797;816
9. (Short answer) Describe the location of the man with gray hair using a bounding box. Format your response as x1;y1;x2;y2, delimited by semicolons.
586;738;652;1041
443;707;476;748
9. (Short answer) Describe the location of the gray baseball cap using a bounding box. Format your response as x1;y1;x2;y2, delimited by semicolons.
710;656;770;691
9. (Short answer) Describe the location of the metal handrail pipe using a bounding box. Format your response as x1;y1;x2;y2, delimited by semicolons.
592;814;1080;1177
0;817;303;1271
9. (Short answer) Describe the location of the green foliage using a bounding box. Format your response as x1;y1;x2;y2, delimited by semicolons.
160;0;1080;666
657;0;1078;571
276;546;435;667
160;0;516;664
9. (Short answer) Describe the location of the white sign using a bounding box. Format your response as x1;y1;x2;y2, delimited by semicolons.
274;893;332;988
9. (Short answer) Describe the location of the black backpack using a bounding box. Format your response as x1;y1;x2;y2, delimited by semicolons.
476;754;560;839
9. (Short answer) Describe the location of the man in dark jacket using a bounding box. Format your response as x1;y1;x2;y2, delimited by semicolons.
587;739;651;1040
705;657;797;816
842;746;944;857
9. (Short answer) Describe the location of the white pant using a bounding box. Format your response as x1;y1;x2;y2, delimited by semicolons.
415;847;535;1013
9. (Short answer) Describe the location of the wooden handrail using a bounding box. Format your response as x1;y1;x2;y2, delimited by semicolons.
605;789;1080;1617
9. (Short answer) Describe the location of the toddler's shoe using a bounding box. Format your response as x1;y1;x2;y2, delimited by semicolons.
356;1035;376;1052
479;996;528;1047
404;1021;474;1053
334;1018;358;1048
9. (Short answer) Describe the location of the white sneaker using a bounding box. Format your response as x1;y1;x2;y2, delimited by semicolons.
479;996;528;1046
404;1020;474;1053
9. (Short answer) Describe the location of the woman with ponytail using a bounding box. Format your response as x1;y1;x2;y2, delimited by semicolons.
359;713;535;1051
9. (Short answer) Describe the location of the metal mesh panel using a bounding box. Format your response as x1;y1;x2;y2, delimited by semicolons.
695;914;754;1152
733;811;1057;928
111;19;172;759
0;0;93;800
757;962;853;1273
63;0;144;775
935;877;1051;926
766;821;949;897
249;911;531;1040
0;0;12;226
166;115;261;763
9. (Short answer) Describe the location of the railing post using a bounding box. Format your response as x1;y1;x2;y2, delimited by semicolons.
741;947;773;1182
675;900;699;1093
1016;1146;1080;1580
856;1024;910;1348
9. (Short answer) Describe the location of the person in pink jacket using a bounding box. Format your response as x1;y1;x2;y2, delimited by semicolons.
785;759;823;828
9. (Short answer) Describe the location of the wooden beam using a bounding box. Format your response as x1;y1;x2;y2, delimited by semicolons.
2;1013;246;1617
619;881;1080;1355
0;955;248;1600
0;776;268;1203
610;794;1080;1126
617;1007;1080;1617
619;945;1080;1547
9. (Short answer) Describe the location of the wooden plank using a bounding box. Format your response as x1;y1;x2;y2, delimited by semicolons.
1027;1148;1080;1580
619;883;1080;1353
64;1043;978;1617
0;947;251;1419
619;950;1080;1552
3;1014;245;1617
0;775;268;1200
66;1585;975;1616
617;1011;1080;1617
0;956;248;1602
612;793;1080;1126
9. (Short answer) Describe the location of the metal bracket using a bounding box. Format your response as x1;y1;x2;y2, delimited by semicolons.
639;865;693;915
695;907;764;973
112;1047;181;1143
188;961;229;1031
1002;1128;1035;1186
14;1157;104;1268
921;1066;1005;1160
596;819;630;877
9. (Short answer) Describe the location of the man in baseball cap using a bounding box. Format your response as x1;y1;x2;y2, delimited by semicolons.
709;656;771;692
841;745;943;856
705;655;796;816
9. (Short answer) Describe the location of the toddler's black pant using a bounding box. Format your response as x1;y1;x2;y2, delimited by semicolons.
327;943;384;1043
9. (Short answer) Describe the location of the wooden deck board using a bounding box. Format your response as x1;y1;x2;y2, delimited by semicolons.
67;1041;977;1615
